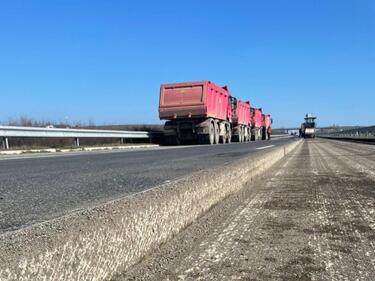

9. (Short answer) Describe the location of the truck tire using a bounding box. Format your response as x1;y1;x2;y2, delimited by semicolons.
214;122;220;144
237;129;242;143
227;128;232;144
261;127;266;140
208;122;215;145
220;126;227;144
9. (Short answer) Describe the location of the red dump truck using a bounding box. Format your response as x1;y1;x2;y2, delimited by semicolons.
250;107;263;141
261;114;272;140
159;81;232;145
231;99;251;142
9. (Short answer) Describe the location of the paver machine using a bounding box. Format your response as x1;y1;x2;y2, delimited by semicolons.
300;113;317;138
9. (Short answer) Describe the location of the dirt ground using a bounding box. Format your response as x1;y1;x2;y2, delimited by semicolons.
114;139;375;281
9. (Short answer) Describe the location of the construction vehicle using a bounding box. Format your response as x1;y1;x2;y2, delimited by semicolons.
231;98;251;142
300;113;317;138
250;107;263;141
159;81;232;145
159;80;271;145
261;114;272;140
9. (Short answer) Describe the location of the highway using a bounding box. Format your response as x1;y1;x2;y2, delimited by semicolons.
118;139;375;281
0;137;294;234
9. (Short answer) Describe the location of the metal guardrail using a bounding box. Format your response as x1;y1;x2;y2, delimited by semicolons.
0;126;156;149
317;135;375;145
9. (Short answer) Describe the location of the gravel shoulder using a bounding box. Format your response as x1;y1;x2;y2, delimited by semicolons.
114;139;375;281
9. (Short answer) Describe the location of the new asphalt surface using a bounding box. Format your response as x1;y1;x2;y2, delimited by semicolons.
0;137;294;234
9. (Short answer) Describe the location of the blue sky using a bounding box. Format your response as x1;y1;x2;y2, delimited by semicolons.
0;0;374;128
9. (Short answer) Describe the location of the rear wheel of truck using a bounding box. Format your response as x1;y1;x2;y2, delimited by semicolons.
207;122;215;145
220;128;227;144
227;128;232;144
251;129;255;141
238;128;243;143
214;122;220;144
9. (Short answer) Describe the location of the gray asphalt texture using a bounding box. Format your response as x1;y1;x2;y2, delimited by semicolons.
0;137;293;234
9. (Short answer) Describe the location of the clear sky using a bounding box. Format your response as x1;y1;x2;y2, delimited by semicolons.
0;0;374;128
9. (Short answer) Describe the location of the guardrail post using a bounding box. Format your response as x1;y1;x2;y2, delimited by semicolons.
74;138;80;147
2;137;9;150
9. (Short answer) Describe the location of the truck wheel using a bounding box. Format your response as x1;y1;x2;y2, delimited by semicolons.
214;122;220;144
208;122;215;145
238;129;242;143
227;129;232;144
220;129;227;144
251;129;255;141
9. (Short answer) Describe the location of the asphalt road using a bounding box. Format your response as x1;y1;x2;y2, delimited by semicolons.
0;137;294;234
118;139;375;281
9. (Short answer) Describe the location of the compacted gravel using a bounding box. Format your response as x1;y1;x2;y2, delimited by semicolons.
115;139;375;281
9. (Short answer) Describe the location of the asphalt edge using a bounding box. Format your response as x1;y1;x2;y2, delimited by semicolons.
0;139;302;281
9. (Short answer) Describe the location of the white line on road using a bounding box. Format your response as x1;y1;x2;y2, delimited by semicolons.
256;145;275;150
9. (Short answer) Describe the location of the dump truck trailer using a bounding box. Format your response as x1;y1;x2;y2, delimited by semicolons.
159;81;232;145
231;99;251;142
250;107;263;141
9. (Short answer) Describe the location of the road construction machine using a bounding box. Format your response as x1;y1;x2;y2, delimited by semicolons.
300;113;317;138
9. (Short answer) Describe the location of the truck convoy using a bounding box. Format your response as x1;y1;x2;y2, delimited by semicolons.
159;80;272;145
300;113;317;138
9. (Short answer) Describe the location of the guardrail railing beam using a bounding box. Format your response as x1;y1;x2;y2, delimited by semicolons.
0;126;162;150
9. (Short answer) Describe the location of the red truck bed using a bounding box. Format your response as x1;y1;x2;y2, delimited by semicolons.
251;107;263;128
233;100;250;126
159;81;230;121
262;114;272;128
